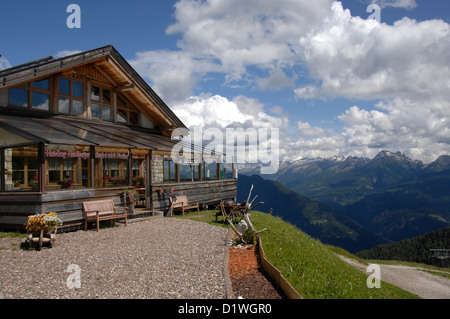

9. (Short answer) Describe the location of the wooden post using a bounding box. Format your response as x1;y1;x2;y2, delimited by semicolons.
175;163;180;183
146;150;152;210
128;149;133;186
90;146;95;188
0;148;5;193
38;143;45;193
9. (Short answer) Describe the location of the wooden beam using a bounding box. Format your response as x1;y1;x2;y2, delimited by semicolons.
59;68;76;76
114;84;135;93
160;126;175;132
92;64;118;87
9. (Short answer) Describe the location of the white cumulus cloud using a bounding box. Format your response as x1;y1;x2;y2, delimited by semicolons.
129;0;450;163
0;55;11;70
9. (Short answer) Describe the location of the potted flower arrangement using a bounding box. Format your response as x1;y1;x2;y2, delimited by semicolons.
122;189;138;214
26;212;62;234
59;178;73;189
159;186;175;197
122;189;139;204
25;212;62;250
28;180;39;191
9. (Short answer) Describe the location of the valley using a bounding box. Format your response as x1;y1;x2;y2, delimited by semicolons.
237;151;450;255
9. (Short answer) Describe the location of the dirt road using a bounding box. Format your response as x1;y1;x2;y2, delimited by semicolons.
339;256;450;299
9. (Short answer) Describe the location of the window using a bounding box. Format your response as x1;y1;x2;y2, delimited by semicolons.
45;145;91;189
117;95;140;126
180;163;199;182
32;92;49;110
203;161;218;180
90;86;112;121
132;159;142;177
102;159;128;186
48;158;76;187
9;79;50;111
57;77;85;116
94;149;129;187
9;88;28;107
32;79;50;90
163;157;176;182
5;146;39;192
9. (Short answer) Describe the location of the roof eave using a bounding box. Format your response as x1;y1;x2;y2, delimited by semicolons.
0;45;188;133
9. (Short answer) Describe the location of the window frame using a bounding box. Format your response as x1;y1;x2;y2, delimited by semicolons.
8;146;39;191
117;94;140;126
163;157;176;183
89;85;112;122
8;78;51;112
57;77;86;117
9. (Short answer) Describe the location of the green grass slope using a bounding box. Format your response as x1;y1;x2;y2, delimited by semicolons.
250;212;419;299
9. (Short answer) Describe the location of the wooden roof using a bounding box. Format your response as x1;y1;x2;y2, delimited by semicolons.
0;109;184;151
0;45;187;135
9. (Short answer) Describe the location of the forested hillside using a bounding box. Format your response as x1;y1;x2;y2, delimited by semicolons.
356;228;450;267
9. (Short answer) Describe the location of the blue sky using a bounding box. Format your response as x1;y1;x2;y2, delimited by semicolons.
1;0;450;163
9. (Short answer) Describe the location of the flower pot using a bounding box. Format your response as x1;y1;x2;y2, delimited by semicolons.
126;202;135;214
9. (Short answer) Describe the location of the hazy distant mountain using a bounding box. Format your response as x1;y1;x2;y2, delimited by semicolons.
343;167;450;241
239;151;450;246
237;174;387;253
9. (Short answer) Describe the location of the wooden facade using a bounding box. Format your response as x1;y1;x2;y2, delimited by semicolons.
152;180;238;212
0;46;237;231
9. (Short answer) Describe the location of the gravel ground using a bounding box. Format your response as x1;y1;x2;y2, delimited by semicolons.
0;217;229;299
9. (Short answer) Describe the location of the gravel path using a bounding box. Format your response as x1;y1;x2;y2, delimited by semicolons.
339;255;450;299
0;217;229;299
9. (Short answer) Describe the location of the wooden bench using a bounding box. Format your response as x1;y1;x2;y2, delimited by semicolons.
83;199;128;232
170;195;199;216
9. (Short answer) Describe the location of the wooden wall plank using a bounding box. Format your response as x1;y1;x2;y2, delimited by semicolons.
0;179;238;229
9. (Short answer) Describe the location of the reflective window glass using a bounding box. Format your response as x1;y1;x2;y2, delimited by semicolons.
73;81;83;98
102;106;111;121
91;103;100;118
117;109;128;123
72;100;84;115
32;92;49;111
91;86;100;101
102;89;111;104
58;98;70;114
32;79;49;90
9;88;29;107
58;78;70;95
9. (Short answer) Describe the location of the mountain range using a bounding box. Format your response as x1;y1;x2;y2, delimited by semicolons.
237;174;387;253
237;151;450;252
